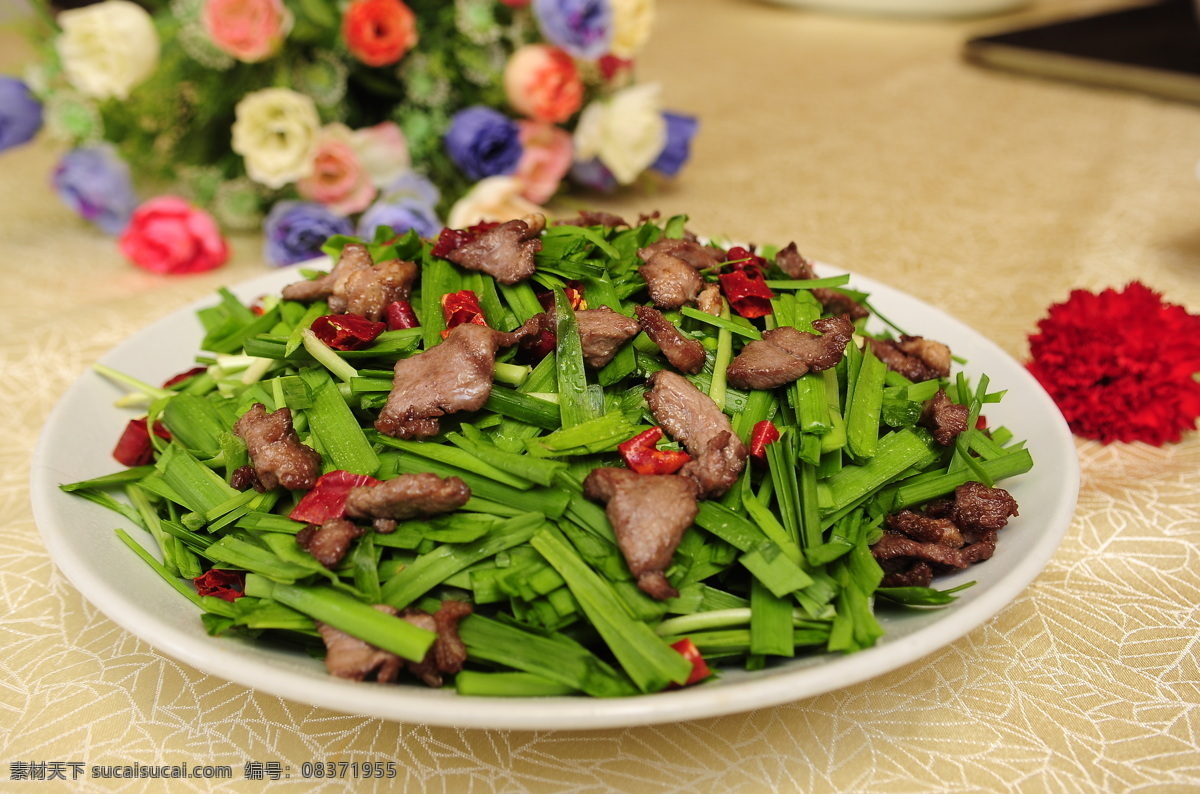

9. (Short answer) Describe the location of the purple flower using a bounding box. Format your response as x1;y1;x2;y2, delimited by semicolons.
357;199;441;240
445;106;523;181
569;157;618;194
52;146;138;235
0;77;43;152
651;112;698;178
263;201;354;267
532;0;612;60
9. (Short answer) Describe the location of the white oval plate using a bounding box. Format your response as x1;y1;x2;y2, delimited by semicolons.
30;261;1078;730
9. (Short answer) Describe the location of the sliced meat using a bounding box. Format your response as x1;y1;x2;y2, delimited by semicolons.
637;238;723;272
576;306;641;369
868;335;952;382
316;604;405;683
583;467;700;600
945;481;1019;534
726;316;854;390
399;600;473;687
919;389;970;446
335;259;418;321
344;472;471;521
774;243;868;319
444;214;545;284
281;242;373;304
696;284;723;316
555;210;628;228
638;252;703;310
375;320;536;438
643;370;747;498
232;403;321;491
634;305;706;374
879;560;934;588
885;509;964;548
296;517;364;568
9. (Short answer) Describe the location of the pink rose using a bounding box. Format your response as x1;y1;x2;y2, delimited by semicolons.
202;0;291;63
296;123;376;216
119;196;229;274
351;121;411;188
503;44;584;125
515;121;572;204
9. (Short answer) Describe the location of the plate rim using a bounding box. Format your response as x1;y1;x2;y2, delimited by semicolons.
29;260;1080;730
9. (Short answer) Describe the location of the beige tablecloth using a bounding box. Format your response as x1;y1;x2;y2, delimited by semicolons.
2;0;1198;790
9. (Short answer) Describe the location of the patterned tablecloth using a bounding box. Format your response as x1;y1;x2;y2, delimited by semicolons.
2;0;1198;790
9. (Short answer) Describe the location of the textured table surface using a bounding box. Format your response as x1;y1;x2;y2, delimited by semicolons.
2;0;1198;790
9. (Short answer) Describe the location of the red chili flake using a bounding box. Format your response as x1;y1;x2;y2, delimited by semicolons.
718;268;774;319
1027;281;1200;445
289;470;382;525
724;246;769;275
618;426;691;475
749;420;781;460
310;314;387;351
536;282;587;312
193;569;246;602
441;290;488;338
162;366;208;389
112;418;171;467
669;638;712;687
517;327;556;364
385;300;420;330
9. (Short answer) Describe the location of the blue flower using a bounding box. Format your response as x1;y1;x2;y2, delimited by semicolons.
0;76;44;152
444;106;523;181
263;201;354;267
651;112;698;178
569;157;618;194
357;199;442;241
532;0;612;60
51;146;138;235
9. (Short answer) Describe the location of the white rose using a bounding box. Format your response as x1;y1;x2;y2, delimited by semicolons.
231;88;320;189
56;0;160;100
447;177;545;229
573;83;666;185
609;0;655;59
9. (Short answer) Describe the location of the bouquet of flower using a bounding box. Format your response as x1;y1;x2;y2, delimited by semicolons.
1;0;696;273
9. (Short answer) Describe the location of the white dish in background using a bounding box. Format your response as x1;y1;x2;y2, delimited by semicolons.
762;0;1029;18
30;261;1078;730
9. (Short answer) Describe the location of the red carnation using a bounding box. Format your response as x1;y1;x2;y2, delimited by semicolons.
1026;282;1200;446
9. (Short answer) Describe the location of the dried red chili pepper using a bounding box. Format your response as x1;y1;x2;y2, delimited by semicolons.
669;638;712;687
718;268;774;319
310;314;387;351
193;569;246;602
430;222;501;258
289;469;382;525
749;420;781;460
385;300;420;330
441;290;488;338
112;418;171;467
724;246;769;275
618;426;691;475
536;281;586;312
162;366;208;389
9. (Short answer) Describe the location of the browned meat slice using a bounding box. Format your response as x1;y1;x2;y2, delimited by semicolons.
638;252;703;310
637;238;722;271
868;335;952;382
335;259;418;321
634;305;706;374
874;481;1017;586
345;473;471;521
920;389;969;446
774;242;818;280
232;403;321;491
281;242;373;303
583;467;700;600
643;370;747;498
375;321;536;438
296;517;364;568
726;316;854;390
399;600;473;687
445;214;545;284
774;243;868;320
696;284;723;316
555;210;628;228
576;306;641;368
317;604;405;682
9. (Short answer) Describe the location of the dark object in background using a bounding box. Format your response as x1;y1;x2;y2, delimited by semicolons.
964;0;1200;104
